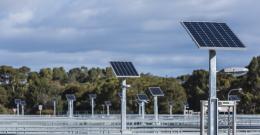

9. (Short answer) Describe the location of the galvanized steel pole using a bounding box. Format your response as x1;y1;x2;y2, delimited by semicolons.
142;102;145;119
121;79;127;133
91;98;94;118
17;104;19;116
53;100;56;116
107;105;110;116
154;96;158;121
208;50;218;135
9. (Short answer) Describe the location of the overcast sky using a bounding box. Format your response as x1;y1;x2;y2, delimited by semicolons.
0;0;259;77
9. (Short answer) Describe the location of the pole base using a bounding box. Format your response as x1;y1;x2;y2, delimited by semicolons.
121;130;132;135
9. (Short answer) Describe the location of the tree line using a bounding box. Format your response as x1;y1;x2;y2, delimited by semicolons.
0;56;259;114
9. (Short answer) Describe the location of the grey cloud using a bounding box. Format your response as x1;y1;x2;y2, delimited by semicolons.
0;0;258;76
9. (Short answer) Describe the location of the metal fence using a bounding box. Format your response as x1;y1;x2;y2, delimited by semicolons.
0;114;259;135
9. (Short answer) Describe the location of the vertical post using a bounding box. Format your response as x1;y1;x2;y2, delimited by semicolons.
142;102;145;119
138;104;142;116
107;105;110;116
17;104;19;116
200;101;205;135
121;79;127;133
71;100;74;117
169;105;172;117
208;50;218;135
154;96;158;121
233;101;236;135
228;106;230;135
91;98;94;118
68;101;70;117
21;105;24;115
69;100;73;117
183;104;186;115
53;100;56;116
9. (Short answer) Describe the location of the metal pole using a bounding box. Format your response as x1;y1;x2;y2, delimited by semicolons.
53;101;56;116
228;106;230;135
154;96;158;121
233;101;236;135
142;102;145;119
121;79;127;133
102;105;105;115
200;101;205;135
68;101;70;117
138;103;141;116
107;105;110;116
208;50;218;135
91;98;94;117
69;100;73;117
21;105;24;115
169;105;172;116
183;104;186;115
17;104;20;116
71;100;74;117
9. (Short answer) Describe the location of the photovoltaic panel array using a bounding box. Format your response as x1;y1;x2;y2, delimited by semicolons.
149;87;164;97
88;94;97;99
20;101;26;105
229;95;240;101
137;94;149;102
66;94;76;101
181;21;246;50
110;61;139;77
105;101;112;106
15;99;21;104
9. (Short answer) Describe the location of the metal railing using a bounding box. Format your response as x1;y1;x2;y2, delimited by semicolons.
0;114;259;134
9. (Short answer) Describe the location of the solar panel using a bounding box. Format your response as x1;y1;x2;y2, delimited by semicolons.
149;87;164;97
14;99;21;104
20;101;26;105
66;94;76;101
110;61;139;77
104;101;112;106
137;94;149;102
229;95;240;101
88;94;97;99
181;21;245;50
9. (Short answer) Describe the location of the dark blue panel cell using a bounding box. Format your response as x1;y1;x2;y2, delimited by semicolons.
110;61;139;77
220;23;245;48
66;94;76;101
149;87;164;96
137;94;148;101
198;22;221;47
184;22;207;47
206;23;227;47
192;22;213;47
182;21;245;49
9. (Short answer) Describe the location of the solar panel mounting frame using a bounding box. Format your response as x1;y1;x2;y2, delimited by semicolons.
20;101;26;105
137;94;149;102
148;87;164;97
88;94;97;99
181;21;246;51
104;101;112;106
110;61;140;78
15;99;21;104
66;94;76;101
